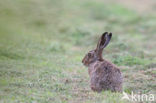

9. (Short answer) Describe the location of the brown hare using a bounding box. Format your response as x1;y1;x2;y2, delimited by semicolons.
82;32;123;92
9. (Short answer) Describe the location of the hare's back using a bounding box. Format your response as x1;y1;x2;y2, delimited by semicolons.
94;61;122;90
98;61;122;81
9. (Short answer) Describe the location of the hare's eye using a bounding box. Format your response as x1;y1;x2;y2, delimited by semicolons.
88;53;92;57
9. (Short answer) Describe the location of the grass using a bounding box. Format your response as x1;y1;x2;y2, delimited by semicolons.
0;0;156;103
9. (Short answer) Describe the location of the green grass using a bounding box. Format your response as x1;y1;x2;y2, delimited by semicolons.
0;0;156;103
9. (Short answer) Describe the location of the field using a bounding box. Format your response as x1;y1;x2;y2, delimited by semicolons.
0;0;156;103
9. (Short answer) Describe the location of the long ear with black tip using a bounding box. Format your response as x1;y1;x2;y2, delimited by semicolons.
96;32;108;52
102;32;112;48
96;32;112;60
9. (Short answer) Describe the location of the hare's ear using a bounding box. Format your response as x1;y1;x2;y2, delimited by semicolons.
96;32;112;59
96;32;108;51
102;32;112;48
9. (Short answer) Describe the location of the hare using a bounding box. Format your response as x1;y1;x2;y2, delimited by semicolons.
82;32;123;92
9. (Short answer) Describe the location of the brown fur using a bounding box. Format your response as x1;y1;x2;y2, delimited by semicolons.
82;32;123;92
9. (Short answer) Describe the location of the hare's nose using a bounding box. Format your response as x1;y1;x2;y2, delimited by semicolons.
82;58;86;64
82;58;85;63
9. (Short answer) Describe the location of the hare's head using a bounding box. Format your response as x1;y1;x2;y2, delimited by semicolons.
82;32;112;66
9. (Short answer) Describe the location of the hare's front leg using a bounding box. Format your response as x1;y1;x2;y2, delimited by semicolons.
90;75;102;92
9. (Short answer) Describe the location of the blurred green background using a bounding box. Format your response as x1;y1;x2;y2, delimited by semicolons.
0;0;156;103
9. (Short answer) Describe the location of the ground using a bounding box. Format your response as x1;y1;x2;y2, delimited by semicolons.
0;0;156;103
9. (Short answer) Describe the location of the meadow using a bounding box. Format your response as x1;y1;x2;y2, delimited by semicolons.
0;0;156;103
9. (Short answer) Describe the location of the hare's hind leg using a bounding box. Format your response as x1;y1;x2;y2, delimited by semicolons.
110;83;122;92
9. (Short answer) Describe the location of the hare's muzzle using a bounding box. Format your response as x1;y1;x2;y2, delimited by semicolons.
82;56;87;65
82;58;85;64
